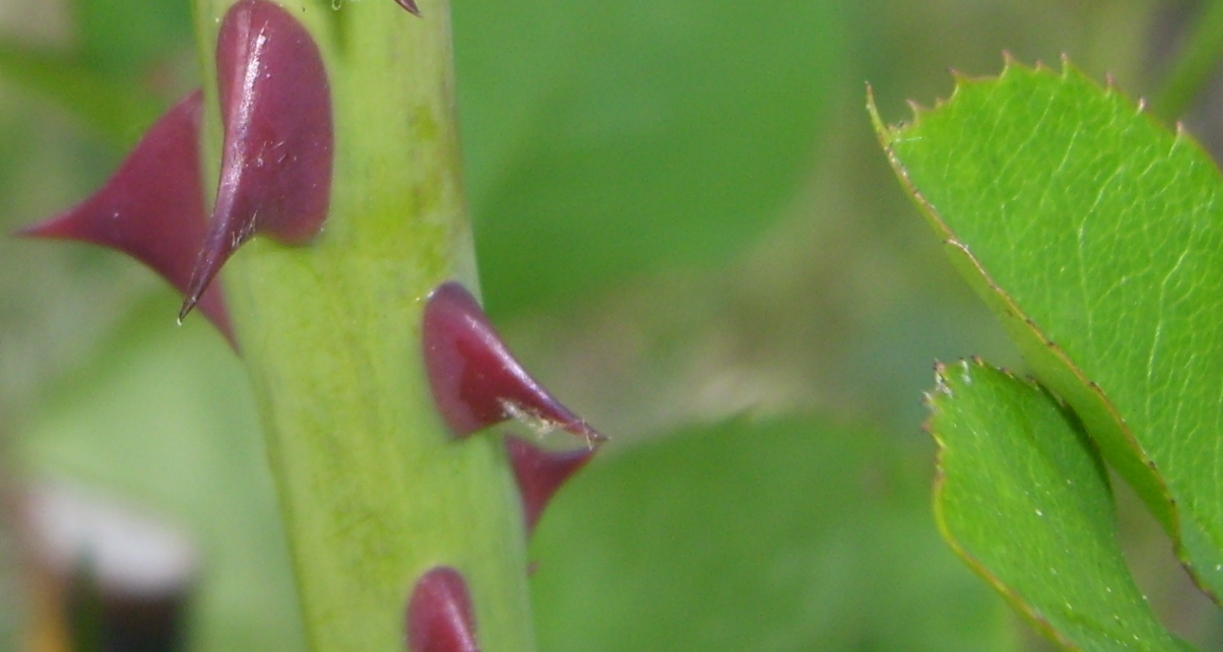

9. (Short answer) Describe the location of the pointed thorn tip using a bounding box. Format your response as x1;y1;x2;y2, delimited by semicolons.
421;281;605;442
395;0;422;15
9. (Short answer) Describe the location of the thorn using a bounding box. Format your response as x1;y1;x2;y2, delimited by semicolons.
505;436;596;536
395;0;422;16
182;0;333;320
406;567;478;652
422;281;607;443
18;91;236;348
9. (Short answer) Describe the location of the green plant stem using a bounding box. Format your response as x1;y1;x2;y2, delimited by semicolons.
1153;0;1223;120
190;1;535;650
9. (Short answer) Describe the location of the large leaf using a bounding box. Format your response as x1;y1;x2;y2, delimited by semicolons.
530;417;1016;651
929;358;1194;651
453;0;852;315
871;59;1223;596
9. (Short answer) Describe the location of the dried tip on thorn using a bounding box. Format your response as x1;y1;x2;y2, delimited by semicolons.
18;91;235;348
395;0;422;15
407;567;479;652
183;0;334;319
506;436;597;536
422;281;607;442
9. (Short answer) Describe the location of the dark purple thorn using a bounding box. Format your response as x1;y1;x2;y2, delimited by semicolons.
406;567;479;652
505;436;595;536
180;0;334;321
17;91;236;347
421;281;606;443
394;0;422;16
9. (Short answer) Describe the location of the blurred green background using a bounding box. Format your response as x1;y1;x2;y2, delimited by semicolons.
0;0;1220;649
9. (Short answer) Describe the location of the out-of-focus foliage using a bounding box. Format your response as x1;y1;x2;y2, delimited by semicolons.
531;416;1015;652
453;0;850;315
2;0;1221;650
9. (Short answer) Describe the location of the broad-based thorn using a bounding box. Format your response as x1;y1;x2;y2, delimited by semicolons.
406;567;479;652
17;91;236;347
181;0;334;321
422;281;606;443
394;0;422;16
505;436;595;536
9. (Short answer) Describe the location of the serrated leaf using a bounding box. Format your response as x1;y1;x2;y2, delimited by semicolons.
871;59;1223;596
530;417;1016;652
929;359;1194;651
454;0;851;315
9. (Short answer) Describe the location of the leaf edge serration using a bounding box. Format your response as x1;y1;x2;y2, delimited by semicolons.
867;54;1223;601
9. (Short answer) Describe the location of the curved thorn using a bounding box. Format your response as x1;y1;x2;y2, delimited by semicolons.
406;567;479;652
505;436;596;536
18;91;236;348
421;281;606;442
182;0;334;320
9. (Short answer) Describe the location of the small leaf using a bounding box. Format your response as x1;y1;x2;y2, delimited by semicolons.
929;359;1195;651
872;59;1223;596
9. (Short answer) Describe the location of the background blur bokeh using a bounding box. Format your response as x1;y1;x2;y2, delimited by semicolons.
1;0;1222;649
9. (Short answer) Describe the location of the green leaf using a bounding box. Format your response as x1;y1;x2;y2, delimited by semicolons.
929;358;1194;651
871;59;1223;596
454;0;852;315
530;417;1017;651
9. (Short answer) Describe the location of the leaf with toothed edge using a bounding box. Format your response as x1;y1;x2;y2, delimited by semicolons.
871;56;1223;598
422;281;605;443
929;359;1196;651
407;567;480;652
181;0;333;321
18;90;235;347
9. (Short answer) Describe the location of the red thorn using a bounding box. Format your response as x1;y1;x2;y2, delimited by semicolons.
421;281;606;442
181;0;333;321
506;436;595;536
18;91;236;347
394;0;422;16
406;567;479;652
